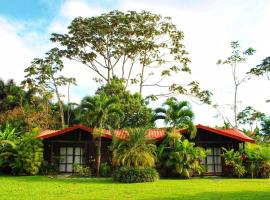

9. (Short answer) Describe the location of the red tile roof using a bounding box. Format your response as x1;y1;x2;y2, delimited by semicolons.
196;124;255;143
38;124;93;139
38;124;255;143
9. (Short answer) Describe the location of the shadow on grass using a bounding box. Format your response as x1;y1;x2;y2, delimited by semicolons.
7;176;115;185
142;191;270;200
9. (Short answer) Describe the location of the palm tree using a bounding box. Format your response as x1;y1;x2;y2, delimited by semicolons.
154;97;195;134
79;92;124;176
111;128;156;168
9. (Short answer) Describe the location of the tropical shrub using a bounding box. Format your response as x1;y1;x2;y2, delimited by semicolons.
111;128;158;183
221;148;246;178
111;128;156;168
0;125;43;175
73;164;91;177
244;143;270;178
157;129;206;178
10;128;43;175
113;167;159;183
100;162;111;177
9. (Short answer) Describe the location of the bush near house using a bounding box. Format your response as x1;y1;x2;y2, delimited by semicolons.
157;129;207;178
244;143;270;178
111;128;158;183
222;143;270;178
0;124;43;175
113;167;159;183
221;148;246;178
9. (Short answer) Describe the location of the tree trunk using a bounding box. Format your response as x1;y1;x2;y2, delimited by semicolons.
52;77;65;129
96;136;101;176
234;85;238;128
139;65;145;95
67;82;70;126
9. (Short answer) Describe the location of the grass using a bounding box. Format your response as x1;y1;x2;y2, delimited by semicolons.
0;176;270;200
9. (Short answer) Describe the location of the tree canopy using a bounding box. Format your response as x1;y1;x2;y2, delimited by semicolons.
50;10;211;103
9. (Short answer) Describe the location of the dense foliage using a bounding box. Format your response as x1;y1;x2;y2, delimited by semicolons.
113;167;159;183
111;128;156;168
221;148;246;178
96;78;154;128
244;143;270;178
157;129;206;178
0;125;43;175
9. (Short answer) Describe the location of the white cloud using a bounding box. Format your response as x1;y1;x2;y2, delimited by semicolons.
1;0;270;127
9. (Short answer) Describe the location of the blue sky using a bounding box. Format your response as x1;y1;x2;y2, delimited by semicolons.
0;0;60;20
0;0;270;127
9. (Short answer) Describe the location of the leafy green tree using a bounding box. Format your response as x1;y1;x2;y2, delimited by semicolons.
79;93;124;176
217;41;256;128
249;57;270;102
0;79;33;112
154;97;195;134
237;106;265;132
157;130;206;178
51;10;211;103
261;116;270;139
23;48;76;129
96;78;154;128
111;128;156;168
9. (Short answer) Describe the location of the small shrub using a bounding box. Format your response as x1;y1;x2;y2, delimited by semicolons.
234;164;246;178
113;167;159;183
39;161;58;175
259;161;270;178
73;164;91;177
100;162;111;177
221;148;245;178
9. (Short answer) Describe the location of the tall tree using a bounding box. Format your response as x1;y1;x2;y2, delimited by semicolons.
237;106;265;132
249;56;270;102
261;116;270;139
79;93;124;176
217;41;255;128
154;97;195;134
23;48;76;129
50;10;211;103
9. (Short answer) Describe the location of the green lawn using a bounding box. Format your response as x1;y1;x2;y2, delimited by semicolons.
1;176;270;200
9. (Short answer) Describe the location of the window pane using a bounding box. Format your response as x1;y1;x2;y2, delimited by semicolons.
216;165;222;172
67;147;73;155
215;156;222;164
59;164;66;172
66;164;73;172
207;156;213;164
67;155;73;163
74;156;81;164
60;147;66;155
208;165;214;172
59;156;66;163
75;147;81;155
214;148;220;155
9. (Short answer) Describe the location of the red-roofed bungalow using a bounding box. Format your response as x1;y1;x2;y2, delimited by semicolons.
38;124;254;175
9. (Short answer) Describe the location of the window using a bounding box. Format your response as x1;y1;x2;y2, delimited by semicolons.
202;147;222;173
59;147;84;172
